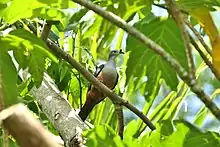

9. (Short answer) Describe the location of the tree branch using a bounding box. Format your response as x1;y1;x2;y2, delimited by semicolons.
40;20;53;42
23;73;85;147
190;35;220;80
46;39;156;131
0;104;62;147
70;0;220;120
153;1;217;80
153;2;188;14
114;103;124;139
165;0;195;80
185;19;212;55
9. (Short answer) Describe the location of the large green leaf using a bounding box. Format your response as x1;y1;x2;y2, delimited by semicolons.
32;7;65;20
0;0;66;23
126;18;188;98
139;120;220;147
123;120;139;146
177;0;220;10
0;47;18;106
2;29;57;86
164;120;220;147
84;125;124;147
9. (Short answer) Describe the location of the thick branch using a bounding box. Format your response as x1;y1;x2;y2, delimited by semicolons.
70;0;220;120
0;104;62;147
165;0;195;80
46;39;156;131
40;21;52;42
24;73;85;147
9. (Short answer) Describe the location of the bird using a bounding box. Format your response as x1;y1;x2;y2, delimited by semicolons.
78;49;124;121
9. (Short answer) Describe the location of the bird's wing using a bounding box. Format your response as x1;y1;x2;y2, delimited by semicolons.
112;72;119;89
87;64;105;91
94;64;105;77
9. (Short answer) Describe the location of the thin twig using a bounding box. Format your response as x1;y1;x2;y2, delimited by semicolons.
46;39;156;130
165;0;196;80
153;3;188;14
114;103;124;140
185;19;212;55
72;72;83;109
190;35;220;80
70;0;220;120
153;3;167;10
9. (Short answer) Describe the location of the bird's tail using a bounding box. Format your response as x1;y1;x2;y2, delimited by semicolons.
78;98;96;121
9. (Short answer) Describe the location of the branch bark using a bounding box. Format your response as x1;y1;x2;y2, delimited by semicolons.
165;0;195;80
0;103;62;147
190;35;220;80
185;19;212;55
114;104;124;139
40;21;53;42
20;72;85;147
70;0;220;120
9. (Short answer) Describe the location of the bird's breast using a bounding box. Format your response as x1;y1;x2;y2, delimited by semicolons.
99;66;118;89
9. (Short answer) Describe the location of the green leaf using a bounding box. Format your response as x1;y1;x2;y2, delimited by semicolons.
140;120;220;147
140;131;162;147
84;125;125;147
194;89;220;126
1;0;44;23
68;8;88;25
0;49;18;106
123;120;139;146
177;0;220;10
28;49;45;86
0;0;66;23
47;61;71;91
27;101;39;114
164;120;220;147
126;17;188;98
2;29;57;86
13;46;29;69
32;7;65;21
159;119;174;136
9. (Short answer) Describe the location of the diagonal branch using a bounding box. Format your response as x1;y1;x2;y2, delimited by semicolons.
190;35;220;80
70;0;220;120
46;39;156;131
165;0;195;80
40;20;53;42
38;20;155;131
153;0;217;80
185;19;212;55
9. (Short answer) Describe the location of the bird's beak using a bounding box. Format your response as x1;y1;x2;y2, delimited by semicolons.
119;49;125;54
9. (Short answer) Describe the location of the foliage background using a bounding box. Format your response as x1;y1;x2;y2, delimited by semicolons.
0;0;220;146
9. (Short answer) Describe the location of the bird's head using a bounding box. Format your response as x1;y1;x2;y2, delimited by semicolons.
108;49;124;60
